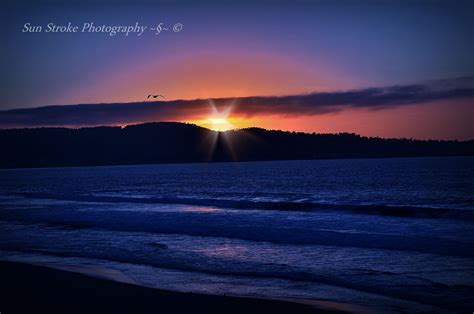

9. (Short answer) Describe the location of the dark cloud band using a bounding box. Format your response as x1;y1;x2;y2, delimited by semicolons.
1;76;473;128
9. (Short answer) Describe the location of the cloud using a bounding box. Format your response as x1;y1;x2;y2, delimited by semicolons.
1;76;473;128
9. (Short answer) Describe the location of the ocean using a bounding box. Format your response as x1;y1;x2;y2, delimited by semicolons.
0;157;473;313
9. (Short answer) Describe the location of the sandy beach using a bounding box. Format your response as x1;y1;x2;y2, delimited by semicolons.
0;261;342;314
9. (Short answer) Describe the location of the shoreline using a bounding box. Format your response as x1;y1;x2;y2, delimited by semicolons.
0;260;345;314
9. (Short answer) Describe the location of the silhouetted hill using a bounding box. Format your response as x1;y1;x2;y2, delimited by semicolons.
0;122;472;168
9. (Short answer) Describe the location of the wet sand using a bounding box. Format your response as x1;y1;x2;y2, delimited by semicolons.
0;261;344;314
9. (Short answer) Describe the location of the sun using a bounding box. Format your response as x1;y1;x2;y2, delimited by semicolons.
200;103;235;131
186;101;239;131
207;117;234;131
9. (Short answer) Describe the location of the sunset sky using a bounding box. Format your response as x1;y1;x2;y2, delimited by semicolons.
1;0;473;139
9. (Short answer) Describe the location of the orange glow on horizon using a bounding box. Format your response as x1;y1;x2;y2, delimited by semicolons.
181;99;473;140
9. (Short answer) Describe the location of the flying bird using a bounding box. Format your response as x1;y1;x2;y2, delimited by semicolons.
147;94;165;99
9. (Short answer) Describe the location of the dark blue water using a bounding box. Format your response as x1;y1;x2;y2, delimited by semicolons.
1;157;473;313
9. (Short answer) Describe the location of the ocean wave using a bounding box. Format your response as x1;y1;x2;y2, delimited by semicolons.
0;209;473;258
11;192;474;220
